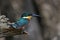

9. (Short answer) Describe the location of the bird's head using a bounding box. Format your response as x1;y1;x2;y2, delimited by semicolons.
21;12;39;20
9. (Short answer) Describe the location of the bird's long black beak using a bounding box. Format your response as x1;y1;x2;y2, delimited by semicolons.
32;13;39;17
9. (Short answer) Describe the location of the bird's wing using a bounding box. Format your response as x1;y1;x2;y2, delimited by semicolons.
12;18;29;29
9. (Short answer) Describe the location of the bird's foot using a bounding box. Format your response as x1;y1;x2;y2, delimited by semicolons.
23;31;28;34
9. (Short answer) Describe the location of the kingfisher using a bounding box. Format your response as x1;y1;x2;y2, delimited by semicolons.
9;12;39;34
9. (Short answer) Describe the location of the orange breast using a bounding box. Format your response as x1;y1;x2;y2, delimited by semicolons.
27;16;32;20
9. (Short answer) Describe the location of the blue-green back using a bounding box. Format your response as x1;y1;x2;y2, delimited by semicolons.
12;18;29;29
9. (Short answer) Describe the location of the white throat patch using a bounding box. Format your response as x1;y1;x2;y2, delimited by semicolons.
22;17;29;18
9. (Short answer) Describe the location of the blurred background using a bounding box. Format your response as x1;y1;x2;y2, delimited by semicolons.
0;0;60;40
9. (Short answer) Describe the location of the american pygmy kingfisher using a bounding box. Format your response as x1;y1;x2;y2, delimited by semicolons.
10;12;39;34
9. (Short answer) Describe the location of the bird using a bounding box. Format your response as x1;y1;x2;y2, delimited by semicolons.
9;12;39;34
